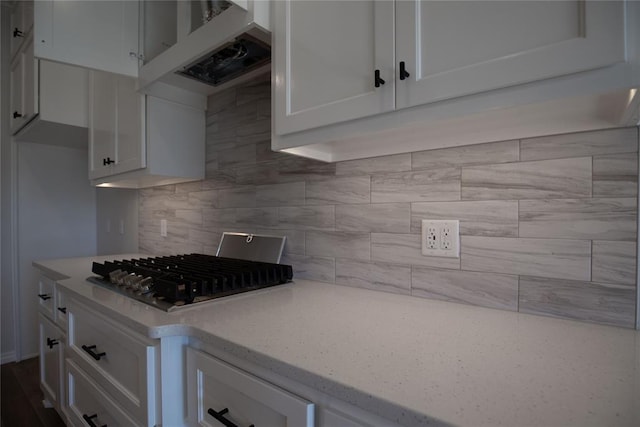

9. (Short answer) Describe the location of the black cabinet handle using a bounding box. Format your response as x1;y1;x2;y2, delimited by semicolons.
13;28;23;38
374;69;385;88
46;337;59;349
399;61;410;80
207;408;254;427
38;294;52;301
57;307;67;314
82;413;106;427
13;111;23;119
102;157;115;166
81;345;106;361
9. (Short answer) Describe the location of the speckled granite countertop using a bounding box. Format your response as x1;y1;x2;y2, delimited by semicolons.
34;255;640;427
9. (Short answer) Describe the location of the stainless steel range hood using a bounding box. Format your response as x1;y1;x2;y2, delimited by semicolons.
138;0;271;105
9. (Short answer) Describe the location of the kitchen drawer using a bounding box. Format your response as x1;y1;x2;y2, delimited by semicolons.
67;302;158;426
38;276;55;319
66;359;140;427
186;347;314;427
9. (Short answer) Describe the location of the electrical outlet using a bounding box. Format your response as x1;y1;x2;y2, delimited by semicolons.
160;219;167;237
422;219;459;258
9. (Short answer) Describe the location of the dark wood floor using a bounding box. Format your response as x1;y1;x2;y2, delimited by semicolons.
1;357;66;427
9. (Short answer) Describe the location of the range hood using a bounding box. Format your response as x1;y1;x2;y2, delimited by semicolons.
138;0;271;106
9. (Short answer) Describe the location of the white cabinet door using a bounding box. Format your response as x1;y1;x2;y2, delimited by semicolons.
186;347;314;427
273;0;394;135
10;35;38;135
89;71;117;178
10;0;31;58
34;0;140;77
89;71;145;180
39;313;63;409
113;76;146;176
396;0;625;108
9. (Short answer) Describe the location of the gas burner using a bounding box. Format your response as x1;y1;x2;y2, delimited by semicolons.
88;254;293;312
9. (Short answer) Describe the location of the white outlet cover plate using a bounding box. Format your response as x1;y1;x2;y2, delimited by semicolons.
421;219;460;258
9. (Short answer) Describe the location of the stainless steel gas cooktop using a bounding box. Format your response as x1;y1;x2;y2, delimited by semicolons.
87;233;291;312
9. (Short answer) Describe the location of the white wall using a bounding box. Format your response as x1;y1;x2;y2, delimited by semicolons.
17;142;97;359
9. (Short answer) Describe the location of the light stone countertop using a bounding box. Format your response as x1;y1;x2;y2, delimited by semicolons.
34;255;640;427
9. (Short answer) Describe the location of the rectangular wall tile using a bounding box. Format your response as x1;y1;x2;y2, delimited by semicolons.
371;169;460;203
519;276;635;328
521;127;638;161
306;231;370;260
411;200;518;237
336;259;411;295
592;241;637;286
218;186;256;208
336;203;410;233
278;157;336;182
202;169;236;189
306;176;371;205
593;153;639;197
461;236;591;281
187;190;218;209
236;161;280;185
461;157;592;200
277;206;335;230
336;153;412;176
411;268;518;311
281;253;335;283
256;182;305;207
174;209;203;227
235;208;278;228
217;143;256;169
412;140;519;170
519;198;637;241
203;208;237;229
371;233;460;269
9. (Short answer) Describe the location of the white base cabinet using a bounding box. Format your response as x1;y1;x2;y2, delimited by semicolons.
186;347;314;427
67;301;160;426
39;313;64;410
37;274;68;415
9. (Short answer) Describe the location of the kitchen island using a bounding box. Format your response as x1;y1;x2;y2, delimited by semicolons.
34;255;639;427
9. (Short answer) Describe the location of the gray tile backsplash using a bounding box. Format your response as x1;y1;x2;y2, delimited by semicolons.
139;78;638;328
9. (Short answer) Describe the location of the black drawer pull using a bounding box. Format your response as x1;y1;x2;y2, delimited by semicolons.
374;69;385;88
57;307;67;314
207;408;254;427
102;157;115;166
81;345;106;361
399;61;410;80
46;337;59;349
13;111;23;119
82;413;106;427
13;28;23;38
38;294;52;301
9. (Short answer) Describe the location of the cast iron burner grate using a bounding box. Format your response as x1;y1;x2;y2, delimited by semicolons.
88;254;293;312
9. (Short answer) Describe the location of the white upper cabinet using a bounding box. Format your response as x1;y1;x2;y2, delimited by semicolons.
89;70;205;188
89;71;145;180
34;0;140;77
273;0;394;135
272;0;638;162
395;0;625;108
